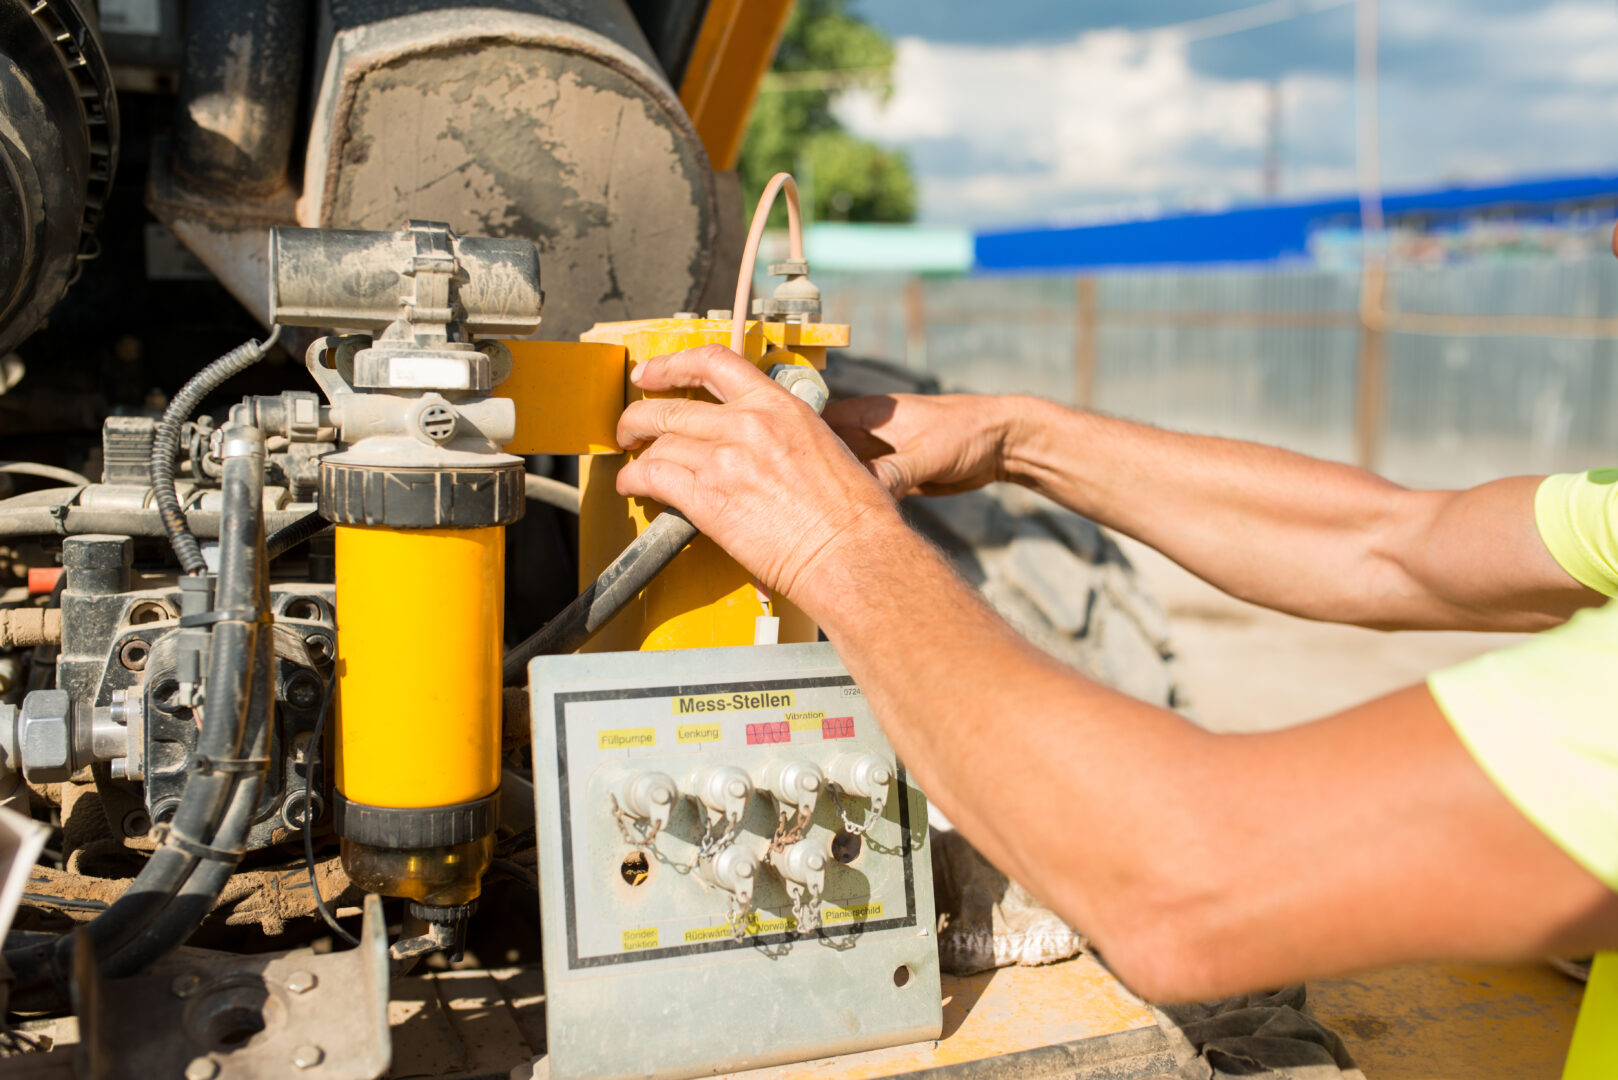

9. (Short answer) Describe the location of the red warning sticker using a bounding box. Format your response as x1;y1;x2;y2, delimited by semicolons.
746;720;791;745
821;716;854;739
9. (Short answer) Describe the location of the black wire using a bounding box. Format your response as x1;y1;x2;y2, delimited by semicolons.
266;510;331;562
303;673;359;947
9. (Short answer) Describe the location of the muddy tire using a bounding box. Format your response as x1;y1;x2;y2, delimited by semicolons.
824;354;1188;713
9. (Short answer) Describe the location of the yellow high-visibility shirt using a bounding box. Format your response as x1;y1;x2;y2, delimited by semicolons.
1426;469;1618;1080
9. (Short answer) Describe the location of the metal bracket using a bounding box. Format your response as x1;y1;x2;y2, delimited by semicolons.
78;894;391;1079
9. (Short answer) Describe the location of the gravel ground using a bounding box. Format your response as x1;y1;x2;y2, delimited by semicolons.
1117;537;1531;732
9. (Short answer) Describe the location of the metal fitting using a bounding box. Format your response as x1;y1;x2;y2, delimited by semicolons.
19;689;71;782
754;258;822;320
768;364;830;415
218;425;266;461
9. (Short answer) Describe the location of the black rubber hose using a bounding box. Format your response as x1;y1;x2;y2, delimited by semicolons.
266;509;329;561
502;509;696;684
102;492;275;977
5;429;267;1003
151;328;280;574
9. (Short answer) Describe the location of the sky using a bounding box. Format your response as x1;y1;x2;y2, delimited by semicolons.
838;0;1618;227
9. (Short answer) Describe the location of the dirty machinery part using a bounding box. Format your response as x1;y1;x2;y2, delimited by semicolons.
151;0;721;342
0;0;118;357
822;354;1189;714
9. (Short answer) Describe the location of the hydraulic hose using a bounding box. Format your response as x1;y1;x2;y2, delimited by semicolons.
524;473;581;515
0;462;93;487
5;427;268;1004
103;524;274;977
151;328;280;574
266;509;328;561
502;509;696;683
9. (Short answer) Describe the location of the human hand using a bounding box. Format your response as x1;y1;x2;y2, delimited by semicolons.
823;393;1024;496
615;346;909;607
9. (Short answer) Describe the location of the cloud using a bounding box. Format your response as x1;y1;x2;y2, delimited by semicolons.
836;31;1271;225
835;1;1618;226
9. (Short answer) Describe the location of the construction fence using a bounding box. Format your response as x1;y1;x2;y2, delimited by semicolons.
814;257;1618;490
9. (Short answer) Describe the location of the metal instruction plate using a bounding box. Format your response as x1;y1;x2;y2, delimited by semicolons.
528;642;941;1080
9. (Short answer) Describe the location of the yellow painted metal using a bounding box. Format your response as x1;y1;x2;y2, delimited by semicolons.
501;340;628;456
1309;961;1585;1079
575;317;850;652
678;0;796;171
1563;953;1617;1079
333;525;503;807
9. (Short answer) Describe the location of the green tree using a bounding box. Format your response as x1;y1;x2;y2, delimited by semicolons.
740;0;916;225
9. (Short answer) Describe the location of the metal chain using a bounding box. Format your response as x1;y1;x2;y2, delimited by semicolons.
697;810;741;859
609;792;662;849
786;879;823;932
770;807;812;852
726;892;752;942
828;786;879;837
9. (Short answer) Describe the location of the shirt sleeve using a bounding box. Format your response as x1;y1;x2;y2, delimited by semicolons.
1536;470;1618;598
1428;600;1618;892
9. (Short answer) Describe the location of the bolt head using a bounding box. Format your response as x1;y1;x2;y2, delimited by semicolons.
170;972;202;998
184;1057;220;1080
19;690;71;782
286;970;318;994
293;1044;325;1069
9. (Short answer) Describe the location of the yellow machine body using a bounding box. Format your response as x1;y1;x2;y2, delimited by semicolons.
333;524;504;905
505;318;850;653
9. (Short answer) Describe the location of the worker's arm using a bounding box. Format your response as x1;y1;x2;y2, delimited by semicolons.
616;347;1618;1001
824;393;1601;631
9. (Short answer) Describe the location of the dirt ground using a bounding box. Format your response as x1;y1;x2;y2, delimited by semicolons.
1119;537;1587;1079
1117;537;1532;732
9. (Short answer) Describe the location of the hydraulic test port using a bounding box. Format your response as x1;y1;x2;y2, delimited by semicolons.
687;764;753;826
699;845;759;932
828;752;893;821
771;835;829;931
757;759;824;824
614;770;678;841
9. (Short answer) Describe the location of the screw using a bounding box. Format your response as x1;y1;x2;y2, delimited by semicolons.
184;1057;219;1080
118;638;149;671
293;1044;325;1069
121;809;151;838
284;672;321;709
170;972;202;998
286;970;318;994
306;634;334;664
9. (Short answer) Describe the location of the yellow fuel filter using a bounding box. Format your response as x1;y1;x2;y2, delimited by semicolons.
332;524;506;909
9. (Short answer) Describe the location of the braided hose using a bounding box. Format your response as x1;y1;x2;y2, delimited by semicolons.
150;328;281;573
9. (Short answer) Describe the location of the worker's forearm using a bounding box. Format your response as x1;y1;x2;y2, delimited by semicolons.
1000;398;1450;626
797;521;1216;962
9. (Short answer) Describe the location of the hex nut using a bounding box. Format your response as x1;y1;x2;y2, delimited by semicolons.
19;690;71;782
293;1044;325;1069
285;970;318;994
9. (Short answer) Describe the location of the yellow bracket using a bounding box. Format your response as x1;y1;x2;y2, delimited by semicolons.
497;317;850;653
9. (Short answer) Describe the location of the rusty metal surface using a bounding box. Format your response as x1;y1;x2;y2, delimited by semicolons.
303;7;715;343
